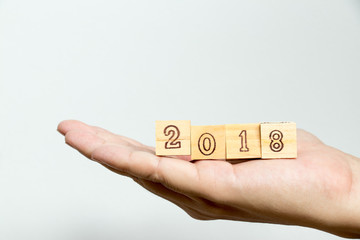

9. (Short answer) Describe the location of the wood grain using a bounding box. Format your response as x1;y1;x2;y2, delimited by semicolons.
225;123;261;159
155;120;191;156
260;122;297;159
191;125;226;160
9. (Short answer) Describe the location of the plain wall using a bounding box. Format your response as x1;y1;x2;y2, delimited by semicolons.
0;0;360;239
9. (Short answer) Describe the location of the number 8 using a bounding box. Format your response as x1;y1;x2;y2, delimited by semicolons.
269;130;284;152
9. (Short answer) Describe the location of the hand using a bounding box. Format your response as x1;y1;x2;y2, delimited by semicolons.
57;120;360;238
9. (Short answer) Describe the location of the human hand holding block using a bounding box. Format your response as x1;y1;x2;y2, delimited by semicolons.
58;120;360;238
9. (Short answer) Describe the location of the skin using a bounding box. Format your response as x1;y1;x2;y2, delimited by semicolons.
57;120;360;238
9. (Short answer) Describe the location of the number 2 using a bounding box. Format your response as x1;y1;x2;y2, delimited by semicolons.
164;125;181;149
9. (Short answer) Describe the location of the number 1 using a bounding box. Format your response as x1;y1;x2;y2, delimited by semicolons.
239;130;249;152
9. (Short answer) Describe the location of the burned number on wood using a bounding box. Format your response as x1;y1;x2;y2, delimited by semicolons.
269;130;284;152
198;133;216;156
164;125;181;149
239;130;249;152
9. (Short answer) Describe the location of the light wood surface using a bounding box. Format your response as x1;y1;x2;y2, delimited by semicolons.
155;120;191;156
191;125;226;160
156;121;297;160
260;122;297;159
225;123;261;159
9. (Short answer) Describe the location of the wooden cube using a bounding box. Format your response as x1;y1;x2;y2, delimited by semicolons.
260;122;297;159
191;125;226;160
155;120;191;156
225;123;261;159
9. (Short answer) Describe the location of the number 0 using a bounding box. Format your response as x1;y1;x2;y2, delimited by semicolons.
198;133;216;156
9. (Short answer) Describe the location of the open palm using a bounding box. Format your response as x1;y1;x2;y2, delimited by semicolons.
57;120;360;238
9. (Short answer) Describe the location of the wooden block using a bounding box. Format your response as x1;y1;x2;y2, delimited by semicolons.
225;123;261;159
260;122;297;159
155;120;191;156
191;125;226;160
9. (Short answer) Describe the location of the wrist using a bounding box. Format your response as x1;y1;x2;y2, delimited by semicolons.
321;154;360;238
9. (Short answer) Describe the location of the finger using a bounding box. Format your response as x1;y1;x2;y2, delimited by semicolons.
102;163;211;220
92;125;149;148
58;120;89;135
65;130;105;158
64;129;154;160
103;163;243;221
58;120;140;145
133;176;259;222
133;178;213;220
58;120;154;151
133;178;195;206
163;155;192;161
91;144;210;198
63;130;202;218
102;164;135;179
102;164;198;209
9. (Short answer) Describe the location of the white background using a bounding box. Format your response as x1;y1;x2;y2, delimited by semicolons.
1;0;360;239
